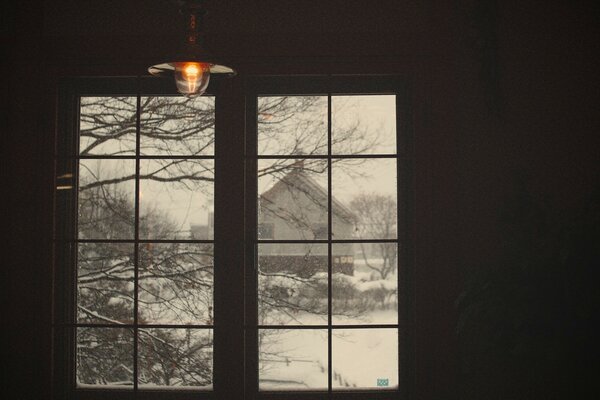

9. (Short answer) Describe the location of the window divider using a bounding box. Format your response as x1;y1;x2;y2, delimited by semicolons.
213;76;246;399
244;78;261;398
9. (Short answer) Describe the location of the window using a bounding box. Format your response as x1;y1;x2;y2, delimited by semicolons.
55;76;412;399
54;79;217;398
247;77;410;397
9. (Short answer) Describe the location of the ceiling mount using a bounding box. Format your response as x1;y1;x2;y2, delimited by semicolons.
148;0;235;97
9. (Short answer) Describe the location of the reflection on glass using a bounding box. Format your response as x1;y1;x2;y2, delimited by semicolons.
258;159;328;240
258;244;328;325
332;328;398;389
141;96;215;156
76;327;134;387
78;159;136;240
332;95;396;155
138;243;214;325
259;329;328;390
79;97;137;156
332;243;398;325
332;158;397;239
138;328;213;388
77;243;134;324
258;96;327;156
139;159;214;240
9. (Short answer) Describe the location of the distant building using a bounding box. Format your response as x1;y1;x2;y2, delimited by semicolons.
189;167;356;277
258;165;355;277
190;212;214;240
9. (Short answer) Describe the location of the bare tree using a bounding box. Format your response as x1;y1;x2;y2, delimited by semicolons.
76;185;214;386
257;96;377;180
80;96;215;156
350;194;397;280
79;96;374;186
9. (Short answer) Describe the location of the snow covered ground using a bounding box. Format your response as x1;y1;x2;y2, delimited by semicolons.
259;255;399;390
260;310;398;390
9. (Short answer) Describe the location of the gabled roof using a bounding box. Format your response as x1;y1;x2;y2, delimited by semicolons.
260;168;355;223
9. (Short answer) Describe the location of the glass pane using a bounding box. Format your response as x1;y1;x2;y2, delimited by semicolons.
76;327;134;387
258;244;328;325
138;243;214;325
78;159;136;240
258;96;327;156
332;95;396;155
139;159;214;240
138;328;213;388
332;328;398;389
259;329;328;390
258;159;328;240
140;96;215;156
79;97;137;156
332;158;397;239
332;243;398;325
77;243;134;324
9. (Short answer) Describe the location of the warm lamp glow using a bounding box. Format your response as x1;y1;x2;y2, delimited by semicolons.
148;1;234;96
174;62;210;96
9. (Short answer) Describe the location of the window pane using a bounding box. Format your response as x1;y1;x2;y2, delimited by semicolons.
259;329;328;390
258;244;328;326
332;95;396;155
258;96;327;156
332;328;398;389
76;327;134;387
79;97;137;156
139;159;214;240
258;159;328;240
332;243;398;325
78;159;136;240
77;243;134;324
138;328;213;388
332;158;397;239
138;243;214;325
140;96;215;156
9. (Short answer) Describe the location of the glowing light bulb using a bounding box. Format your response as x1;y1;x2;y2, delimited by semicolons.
173;62;210;96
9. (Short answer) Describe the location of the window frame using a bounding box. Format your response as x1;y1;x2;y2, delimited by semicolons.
244;76;413;400
53;75;413;400
53;77;225;400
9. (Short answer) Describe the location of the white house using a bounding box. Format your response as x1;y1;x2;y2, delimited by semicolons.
258;165;355;277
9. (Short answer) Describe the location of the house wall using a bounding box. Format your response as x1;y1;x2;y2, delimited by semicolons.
259;178;354;241
259;181;355;275
4;1;598;399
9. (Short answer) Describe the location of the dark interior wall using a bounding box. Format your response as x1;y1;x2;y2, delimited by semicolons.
3;1;598;399
498;2;599;211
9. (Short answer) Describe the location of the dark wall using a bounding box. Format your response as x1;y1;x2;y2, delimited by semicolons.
3;1;598;399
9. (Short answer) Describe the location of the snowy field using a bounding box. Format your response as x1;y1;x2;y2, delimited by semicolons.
259;318;398;390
